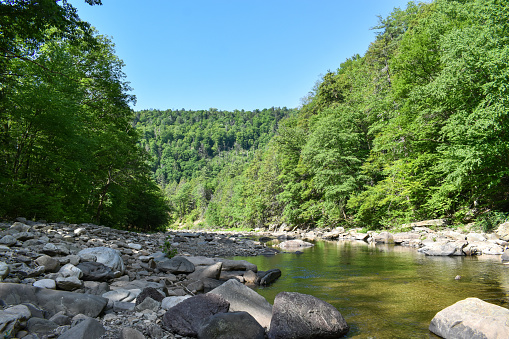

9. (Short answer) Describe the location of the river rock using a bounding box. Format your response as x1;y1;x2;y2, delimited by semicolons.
268;292;349;339
373;231;394;244
58;316;106;339
162;293;230;337
198;311;266;339
136;286;165;305
0;283;107;317
257;269;282;286
0;261;10;280
209;279;273;328
0;305;31;337
76;261;115;281
78;247;125;274
0;235;17;246
502;250;509;262
215;259;257;272
35;255;60;273
188;262;222;280
59;263;83;278
33;279;56;289
496;222;509;241
157;256;195;274
161;296;191;310
56;276;83;291
26;317;59;336
418;241;466;256
121;327;145;339
278;239;314;249
429;297;509;338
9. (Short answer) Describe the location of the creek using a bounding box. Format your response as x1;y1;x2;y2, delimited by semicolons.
236;240;509;338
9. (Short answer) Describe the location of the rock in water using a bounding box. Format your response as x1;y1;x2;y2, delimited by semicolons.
208;279;273;328
429;297;509;338
198;311;265;339
268;292;349;339
162;293;229;337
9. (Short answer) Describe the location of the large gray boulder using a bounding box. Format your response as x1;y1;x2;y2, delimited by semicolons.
78;247;125;274
57;316;106;339
162;294;229;337
198;311;265;339
418;241;466;256
429;297;509;338
208;279;272;328
157;256;195;274
268;292;349;339
0;283;107;317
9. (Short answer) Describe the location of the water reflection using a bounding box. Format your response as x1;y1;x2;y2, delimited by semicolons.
235;241;509;338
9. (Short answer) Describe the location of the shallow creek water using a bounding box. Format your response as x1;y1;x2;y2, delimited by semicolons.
235;240;509;338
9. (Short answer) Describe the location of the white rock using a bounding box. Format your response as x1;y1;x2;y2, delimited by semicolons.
33;279;57;289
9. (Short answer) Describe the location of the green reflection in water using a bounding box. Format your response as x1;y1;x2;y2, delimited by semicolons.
235;241;509;338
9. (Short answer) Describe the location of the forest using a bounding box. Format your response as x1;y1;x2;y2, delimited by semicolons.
139;0;509;230
0;0;168;231
2;0;509;232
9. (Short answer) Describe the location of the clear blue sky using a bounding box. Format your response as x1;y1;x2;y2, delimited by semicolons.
72;0;411;111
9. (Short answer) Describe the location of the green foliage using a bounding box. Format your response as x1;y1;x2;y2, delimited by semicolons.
475;211;508;233
162;237;178;258
0;1;168;231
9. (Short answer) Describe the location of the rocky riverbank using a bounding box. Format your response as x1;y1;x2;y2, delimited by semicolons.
0;218;347;339
1;217;509;338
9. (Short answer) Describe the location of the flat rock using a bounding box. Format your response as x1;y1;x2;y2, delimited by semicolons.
429;297;509;339
268;292;349;339
156;256;195;274
161;296;191;310
278;240;314;249
418;241;466;256
209;279;273;328
214;259;257;272
188;262;222;280
0;283;107;317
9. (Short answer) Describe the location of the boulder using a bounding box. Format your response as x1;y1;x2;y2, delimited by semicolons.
278;240;314;249
162;294;230;337
156;256;195;274
208;279;273;328
56;276;83;291
268;292;349;339
26;317;59;336
0;305;31;337
188;262;222;280
257;269;282;286
57;316;106;339
35;255;60;273
198;311;266;339
418;241;466;256
135;297;160;312
0;261;10;280
373;232;394;244
0;283;107;317
76;262;115;281
502;250;509;262
136;286;165;305
429;297;509;339
496;222;509;241
78;247;125;274
214;259;257;272
161;296;191;310
121;327;146;339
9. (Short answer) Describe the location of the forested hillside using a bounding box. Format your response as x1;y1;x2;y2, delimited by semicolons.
143;0;509;230
134;107;294;225
0;0;168;231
